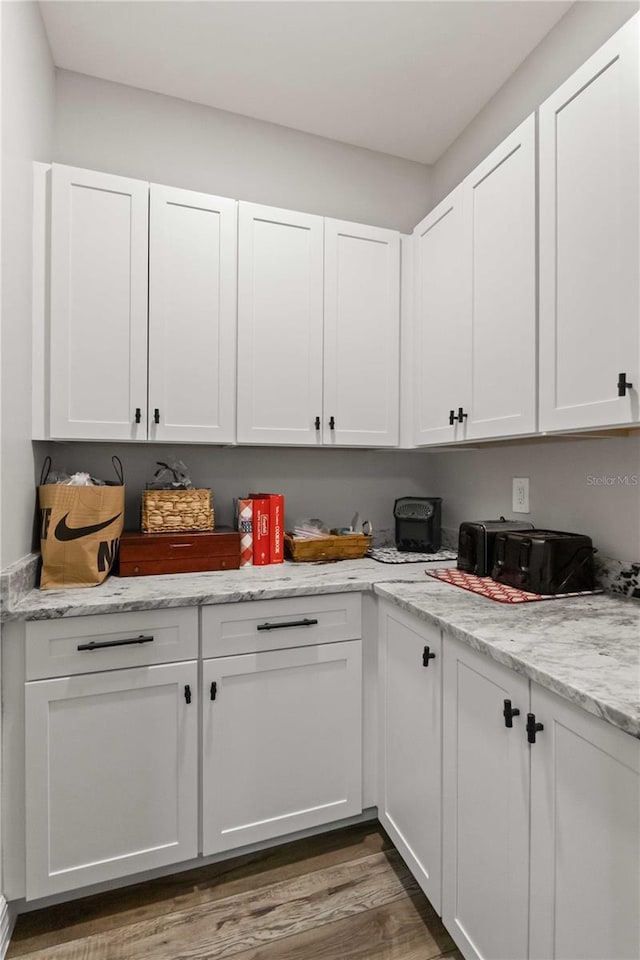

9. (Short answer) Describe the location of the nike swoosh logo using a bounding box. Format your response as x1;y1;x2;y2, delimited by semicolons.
54;512;122;542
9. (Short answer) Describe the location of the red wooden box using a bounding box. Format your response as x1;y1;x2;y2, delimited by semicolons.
116;529;240;577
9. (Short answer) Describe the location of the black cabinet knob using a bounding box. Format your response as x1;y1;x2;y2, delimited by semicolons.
526;712;544;744
422;645;436;667
449;409;456;425
154;408;160;424
457;407;468;422
315;416;321;431
618;373;633;397
329;416;335;430
503;699;521;728
134;407;142;424
184;684;192;704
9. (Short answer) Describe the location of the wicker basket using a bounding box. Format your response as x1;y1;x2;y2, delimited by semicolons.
141;489;214;534
284;533;371;563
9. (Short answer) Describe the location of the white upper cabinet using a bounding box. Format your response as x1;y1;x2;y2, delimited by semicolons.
236;202;324;445
148;185;237;443
323;220;400;446
412;116;536;446
539;14;639;431
464;114;537;439
237;203;401;447
49;164;149;441
48;168;238;443
413;186;469;445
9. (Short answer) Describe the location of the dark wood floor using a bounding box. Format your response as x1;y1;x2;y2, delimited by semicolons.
8;823;462;960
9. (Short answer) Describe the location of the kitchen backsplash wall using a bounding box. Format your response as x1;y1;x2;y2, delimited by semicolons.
35;443;438;550
34;435;640;566
432;435;640;562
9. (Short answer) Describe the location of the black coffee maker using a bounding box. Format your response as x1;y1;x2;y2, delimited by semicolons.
394;497;442;552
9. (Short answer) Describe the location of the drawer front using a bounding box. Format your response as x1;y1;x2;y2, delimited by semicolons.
25;608;198;680
202;593;362;657
118;556;239;577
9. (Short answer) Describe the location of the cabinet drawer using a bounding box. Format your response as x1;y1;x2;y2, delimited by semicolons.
202;593;361;657
25;608;198;680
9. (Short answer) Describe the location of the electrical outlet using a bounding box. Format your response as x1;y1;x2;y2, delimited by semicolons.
512;477;530;514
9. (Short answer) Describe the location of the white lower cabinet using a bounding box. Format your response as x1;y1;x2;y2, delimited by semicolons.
377;600;442;911
440;631;640;960
201;595;363;856
22;608;199;901
202;639;363;855
529;684;640;960
25;660;198;900
442;634;530;960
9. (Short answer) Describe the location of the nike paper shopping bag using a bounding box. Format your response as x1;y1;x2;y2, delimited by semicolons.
38;457;125;589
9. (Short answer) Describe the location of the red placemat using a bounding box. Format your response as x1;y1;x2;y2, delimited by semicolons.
426;567;602;604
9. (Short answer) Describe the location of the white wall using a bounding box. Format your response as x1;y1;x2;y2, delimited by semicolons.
431;0;640;204
1;1;55;568
37;442;437;549
53;70;431;233
432;436;640;562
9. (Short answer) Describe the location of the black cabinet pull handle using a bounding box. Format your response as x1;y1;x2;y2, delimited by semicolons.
154;408;160;424
449;409;468;425
134;407;142;424
257;618;319;632
422;645;436;667
315;416;321;431
526;712;544;744
184;684;192;704
329;416;335;430
618;373;633;396
503;699;521;728
210;681;217;701
77;634;154;651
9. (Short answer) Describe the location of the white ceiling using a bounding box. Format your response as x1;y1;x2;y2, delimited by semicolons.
39;1;573;165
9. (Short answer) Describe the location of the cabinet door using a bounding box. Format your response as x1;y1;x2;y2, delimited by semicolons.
442;636;530;960
25;661;198;900
149;185;237;443
464;115;537;440
49;164;149;440
413;187;470;445
539;14;640;430
202;640;362;855
323;220;400;446
529;684;640;960
237;202;324;444
378;602;442;911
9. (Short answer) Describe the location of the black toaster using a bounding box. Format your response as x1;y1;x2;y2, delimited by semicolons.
491;529;596;595
457;518;535;576
394;497;442;552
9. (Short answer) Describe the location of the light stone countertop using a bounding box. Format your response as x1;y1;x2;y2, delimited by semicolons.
7;558;640;739
9;558;432;620
375;579;640;740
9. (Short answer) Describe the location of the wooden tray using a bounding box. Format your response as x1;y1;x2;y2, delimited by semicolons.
284;533;372;562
